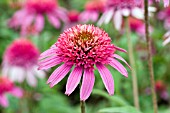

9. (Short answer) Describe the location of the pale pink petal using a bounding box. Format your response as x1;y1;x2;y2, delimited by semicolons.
96;63;114;95
47;14;61;28
38;55;60;65
90;11;99;22
55;8;69;23
8;9;26;28
114;46;127;53
164;0;169;7
108;58;128;77
47;64;72;87
26;71;37;87
113;10;123;30
35;14;44;32
80;69;95;101
112;54;131;69
20;14;35;35
0;95;8;108
9;87;23;98
65;66;83;95
163;36;170;46
79;11;91;23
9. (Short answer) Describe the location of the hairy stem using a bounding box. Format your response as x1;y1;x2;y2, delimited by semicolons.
80;101;85;113
125;17;140;110
144;0;158;113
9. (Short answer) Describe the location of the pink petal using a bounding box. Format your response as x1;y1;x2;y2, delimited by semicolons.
108;58;128;77
79;11;90;23
114;46;127;53
55;8;69;23
48;64;72;87
65;66;83;95
112;54;131;69
96;63;114;95
21;14;34;35
9;87;23;98
38;56;62;70
47;14;61;29
164;0;169;7
113;10;122;30
90;11;99;22
80;69;95;101
39;48;57;60
0;95;8;108
35;14;44;32
26;71;37;87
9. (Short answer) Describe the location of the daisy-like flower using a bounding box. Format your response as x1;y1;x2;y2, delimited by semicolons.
98;0;145;30
38;24;130;101
63;10;80;30
8;0;68;36
2;38;45;87
79;0;106;23
0;76;23;107
128;17;147;36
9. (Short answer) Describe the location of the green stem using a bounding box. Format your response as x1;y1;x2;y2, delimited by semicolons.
125;17;140;110
80;101;85;113
144;0;158;113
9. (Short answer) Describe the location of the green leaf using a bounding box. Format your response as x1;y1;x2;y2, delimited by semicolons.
92;89;129;106
98;106;142;113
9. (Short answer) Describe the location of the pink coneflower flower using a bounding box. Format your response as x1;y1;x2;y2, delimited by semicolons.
38;24;130;101
0;76;23;107
79;0;106;23
98;0;145;30
128;17;146;36
2;39;45;87
63;10;80;30
155;80;169;100
8;0;68;36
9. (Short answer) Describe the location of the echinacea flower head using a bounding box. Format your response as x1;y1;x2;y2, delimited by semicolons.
38;24;130;101
26;0;58;14
2;38;45;87
128;17;146;36
79;0;106;23
8;0;68;36
0;76;23;107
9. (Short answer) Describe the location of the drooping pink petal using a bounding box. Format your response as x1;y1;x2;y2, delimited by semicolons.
55;8;69;23
35;14;44;32
96;63;114;95
113;10;122;30
112;54;131;69
39;48;57;60
65;66;83;95
164;0;169;7
48;64;72;87
26;71;37;87
79;11;91;23
21;14;35;35
114;46;127;53
9;87;23;98
108;58;128;77
90;11;99;22
0;95;8;108
47;13;61;28
38;56;62;70
80;69;95;101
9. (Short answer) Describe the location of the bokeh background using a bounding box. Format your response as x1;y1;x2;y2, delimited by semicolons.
0;0;170;113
